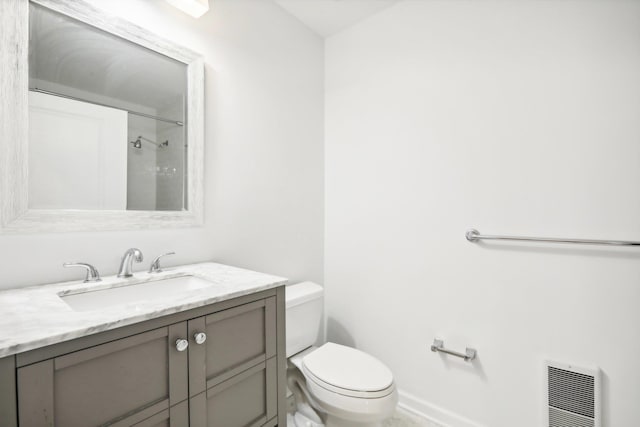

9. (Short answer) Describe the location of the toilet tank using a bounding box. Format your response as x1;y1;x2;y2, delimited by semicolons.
286;281;323;357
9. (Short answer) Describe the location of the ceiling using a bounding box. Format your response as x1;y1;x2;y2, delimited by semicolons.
30;3;186;117
273;0;399;38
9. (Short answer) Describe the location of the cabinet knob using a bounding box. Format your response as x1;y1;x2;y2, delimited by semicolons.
194;332;207;345
175;339;189;352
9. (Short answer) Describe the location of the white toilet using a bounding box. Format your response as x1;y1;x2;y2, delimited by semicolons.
286;282;398;427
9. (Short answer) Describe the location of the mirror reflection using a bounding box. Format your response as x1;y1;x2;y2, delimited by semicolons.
28;2;188;211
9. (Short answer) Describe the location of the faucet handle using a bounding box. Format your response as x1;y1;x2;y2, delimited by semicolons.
63;262;101;283
149;252;176;274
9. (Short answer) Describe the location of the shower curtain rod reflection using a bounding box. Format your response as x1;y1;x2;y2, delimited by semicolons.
30;88;184;126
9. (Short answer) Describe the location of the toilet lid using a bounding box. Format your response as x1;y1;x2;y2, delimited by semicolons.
301;343;394;394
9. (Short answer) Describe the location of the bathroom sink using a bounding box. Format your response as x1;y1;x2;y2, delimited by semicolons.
60;275;215;311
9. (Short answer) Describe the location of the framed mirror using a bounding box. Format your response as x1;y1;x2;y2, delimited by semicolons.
0;0;204;233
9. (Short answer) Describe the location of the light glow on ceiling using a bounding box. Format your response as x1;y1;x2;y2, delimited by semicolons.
165;0;209;18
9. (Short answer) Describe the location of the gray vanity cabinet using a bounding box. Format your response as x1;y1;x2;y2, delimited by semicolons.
5;288;286;427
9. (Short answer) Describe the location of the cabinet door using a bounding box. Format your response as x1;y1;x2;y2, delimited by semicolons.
17;323;189;427
189;358;278;427
188;297;278;427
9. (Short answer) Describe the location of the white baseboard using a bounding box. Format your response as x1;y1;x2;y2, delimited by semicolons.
398;390;487;427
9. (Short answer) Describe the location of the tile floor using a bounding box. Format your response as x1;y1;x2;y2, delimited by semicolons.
383;408;440;427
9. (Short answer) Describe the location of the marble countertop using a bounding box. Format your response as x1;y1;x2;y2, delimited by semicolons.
0;262;287;358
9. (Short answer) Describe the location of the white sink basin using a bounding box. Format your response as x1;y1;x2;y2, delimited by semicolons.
61;275;215;311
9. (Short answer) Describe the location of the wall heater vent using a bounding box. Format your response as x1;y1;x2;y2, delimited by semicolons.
546;361;601;427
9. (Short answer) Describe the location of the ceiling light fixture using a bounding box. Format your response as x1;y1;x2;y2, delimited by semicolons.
166;0;209;18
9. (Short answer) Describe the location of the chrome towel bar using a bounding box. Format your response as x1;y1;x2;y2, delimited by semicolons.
430;339;477;362
466;229;640;247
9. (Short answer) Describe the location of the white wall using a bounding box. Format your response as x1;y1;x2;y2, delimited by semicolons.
0;0;324;289
325;1;640;426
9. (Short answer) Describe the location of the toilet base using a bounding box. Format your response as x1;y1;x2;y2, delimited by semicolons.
288;411;325;427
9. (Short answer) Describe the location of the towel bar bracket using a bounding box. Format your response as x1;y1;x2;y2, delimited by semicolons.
430;339;477;362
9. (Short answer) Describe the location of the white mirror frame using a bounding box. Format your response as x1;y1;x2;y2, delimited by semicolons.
0;0;204;233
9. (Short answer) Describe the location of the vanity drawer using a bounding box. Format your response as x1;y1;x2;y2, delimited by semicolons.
17;324;188;427
125;400;188;427
189;357;278;427
188;297;277;397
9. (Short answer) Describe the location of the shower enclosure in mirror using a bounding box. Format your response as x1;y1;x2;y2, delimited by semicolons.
0;0;204;232
29;2;187;211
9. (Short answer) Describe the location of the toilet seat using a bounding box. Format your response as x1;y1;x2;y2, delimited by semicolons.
304;376;397;423
301;343;395;399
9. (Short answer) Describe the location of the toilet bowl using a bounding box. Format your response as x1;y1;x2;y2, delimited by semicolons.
286;282;398;427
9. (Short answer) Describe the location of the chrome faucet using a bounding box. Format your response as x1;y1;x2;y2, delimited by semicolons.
117;248;143;278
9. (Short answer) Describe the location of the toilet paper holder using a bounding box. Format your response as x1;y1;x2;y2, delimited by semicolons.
430;339;477;362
